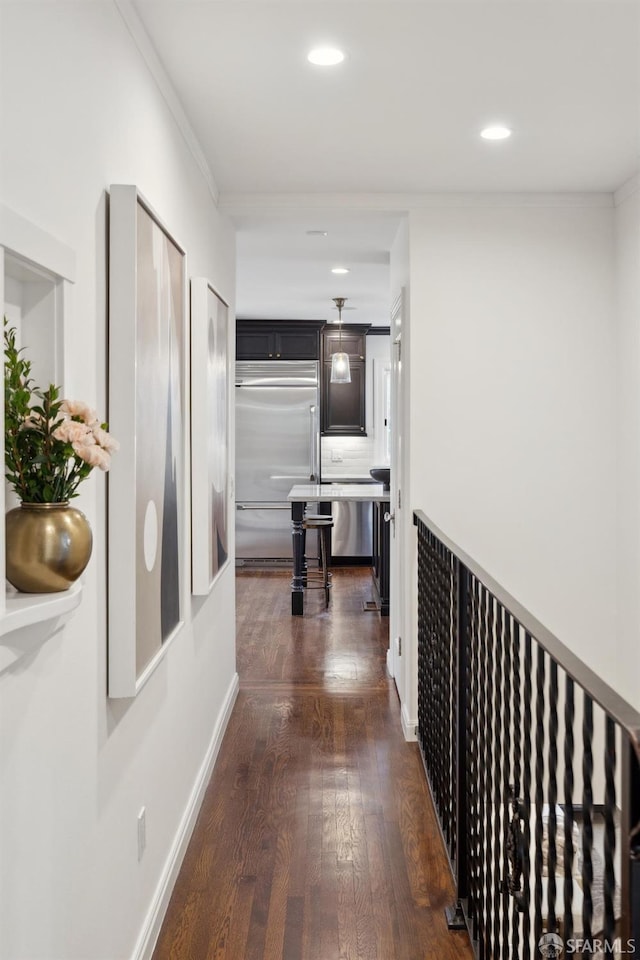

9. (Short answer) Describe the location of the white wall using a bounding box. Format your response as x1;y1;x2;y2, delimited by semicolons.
615;176;640;707
0;3;236;959
406;200;620;724
389;218;411;722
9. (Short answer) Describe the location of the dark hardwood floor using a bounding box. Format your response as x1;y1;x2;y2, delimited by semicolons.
153;568;473;960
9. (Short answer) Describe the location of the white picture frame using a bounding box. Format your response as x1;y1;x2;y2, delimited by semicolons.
190;278;230;594
108;185;187;698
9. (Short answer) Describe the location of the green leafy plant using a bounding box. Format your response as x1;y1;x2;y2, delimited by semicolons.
4;319;118;503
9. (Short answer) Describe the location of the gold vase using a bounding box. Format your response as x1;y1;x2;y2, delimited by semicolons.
5;501;93;593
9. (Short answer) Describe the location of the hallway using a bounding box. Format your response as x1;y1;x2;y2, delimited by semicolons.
152;569;473;960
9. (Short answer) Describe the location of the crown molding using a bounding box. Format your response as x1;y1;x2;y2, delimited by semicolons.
112;0;219;205
614;173;640;207
219;191;614;216
219;194;410;215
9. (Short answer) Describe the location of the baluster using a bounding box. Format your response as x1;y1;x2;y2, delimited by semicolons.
621;734;640;948
425;531;432;753
444;547;451;852
478;584;490;959
483;592;496;958
424;531;435;780
433;541;449;832
563;676;575;944
475;581;484;943
451;551;459;867
533;645;546;947
510;619;522;960
603;716;616;948
439;540;449;842
581;694;594;941
547;660;559;933
522;632;533;960
417;524;426;758
416;523;422;748
467;575;480;939
492;602;505;957
437;539;445;825
499;610;512;960
424;528;434;771
429;536;439;809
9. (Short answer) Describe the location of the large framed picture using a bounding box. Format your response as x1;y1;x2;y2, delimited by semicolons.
108;185;187;698
190;278;230;594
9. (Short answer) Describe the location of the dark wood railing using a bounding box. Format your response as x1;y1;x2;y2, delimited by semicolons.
414;509;640;960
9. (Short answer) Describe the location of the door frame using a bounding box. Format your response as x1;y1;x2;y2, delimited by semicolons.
388;291;406;707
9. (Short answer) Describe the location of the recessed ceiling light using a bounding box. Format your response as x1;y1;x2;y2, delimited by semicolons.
307;47;345;67
331;266;350;275
306;229;328;236
480;125;512;141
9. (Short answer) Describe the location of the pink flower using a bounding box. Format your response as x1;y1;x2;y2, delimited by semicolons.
60;399;98;424
72;442;111;471
53;420;94;445
92;424;120;452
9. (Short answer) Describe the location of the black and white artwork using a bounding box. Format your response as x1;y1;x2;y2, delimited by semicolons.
191;278;229;594
108;185;186;697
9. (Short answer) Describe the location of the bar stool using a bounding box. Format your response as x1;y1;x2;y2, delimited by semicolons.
302;514;333;608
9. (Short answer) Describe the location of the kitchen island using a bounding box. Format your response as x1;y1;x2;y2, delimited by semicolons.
288;483;391;615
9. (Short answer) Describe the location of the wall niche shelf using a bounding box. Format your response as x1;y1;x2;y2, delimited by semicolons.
0;203;80;655
2;582;83;637
0;583;84;673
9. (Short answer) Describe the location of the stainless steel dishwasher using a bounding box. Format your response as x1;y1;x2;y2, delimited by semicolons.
324;482;374;563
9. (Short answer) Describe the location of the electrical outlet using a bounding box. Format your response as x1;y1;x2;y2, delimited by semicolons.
137;807;146;861
331;449;342;462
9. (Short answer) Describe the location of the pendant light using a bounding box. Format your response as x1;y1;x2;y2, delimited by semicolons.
330;297;351;383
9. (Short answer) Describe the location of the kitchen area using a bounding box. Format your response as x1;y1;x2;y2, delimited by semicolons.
235;317;392;613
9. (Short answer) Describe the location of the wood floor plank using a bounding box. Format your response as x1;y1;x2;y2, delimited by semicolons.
336;859;358;960
152;568;474;960
301;813;323;960
282;896;304;960
319;845;340;960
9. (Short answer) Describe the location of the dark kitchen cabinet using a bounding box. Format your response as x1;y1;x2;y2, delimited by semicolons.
321;324;370;436
323;327;367;361
372;500;390;616
236;320;323;360
321;361;366;435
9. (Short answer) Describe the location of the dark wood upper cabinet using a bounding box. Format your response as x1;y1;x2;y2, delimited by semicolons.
236;320;323;360
320;324;370;436
322;327;367;360
236;325;273;359
321;360;366;435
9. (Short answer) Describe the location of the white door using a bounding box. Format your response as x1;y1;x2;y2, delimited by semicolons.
389;292;405;702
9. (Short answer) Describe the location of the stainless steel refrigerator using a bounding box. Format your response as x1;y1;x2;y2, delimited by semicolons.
235;360;320;561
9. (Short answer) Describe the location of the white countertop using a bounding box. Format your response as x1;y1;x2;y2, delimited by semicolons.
320;474;377;483
288;483;390;502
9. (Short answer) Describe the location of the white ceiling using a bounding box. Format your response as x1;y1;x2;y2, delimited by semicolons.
132;0;640;323
231;210;401;324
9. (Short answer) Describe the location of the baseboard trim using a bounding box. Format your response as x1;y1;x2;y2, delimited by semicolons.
132;671;240;960
386;647;394;677
401;703;417;742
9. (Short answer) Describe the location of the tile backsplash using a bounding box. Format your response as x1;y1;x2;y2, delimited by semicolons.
321;436;386;478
